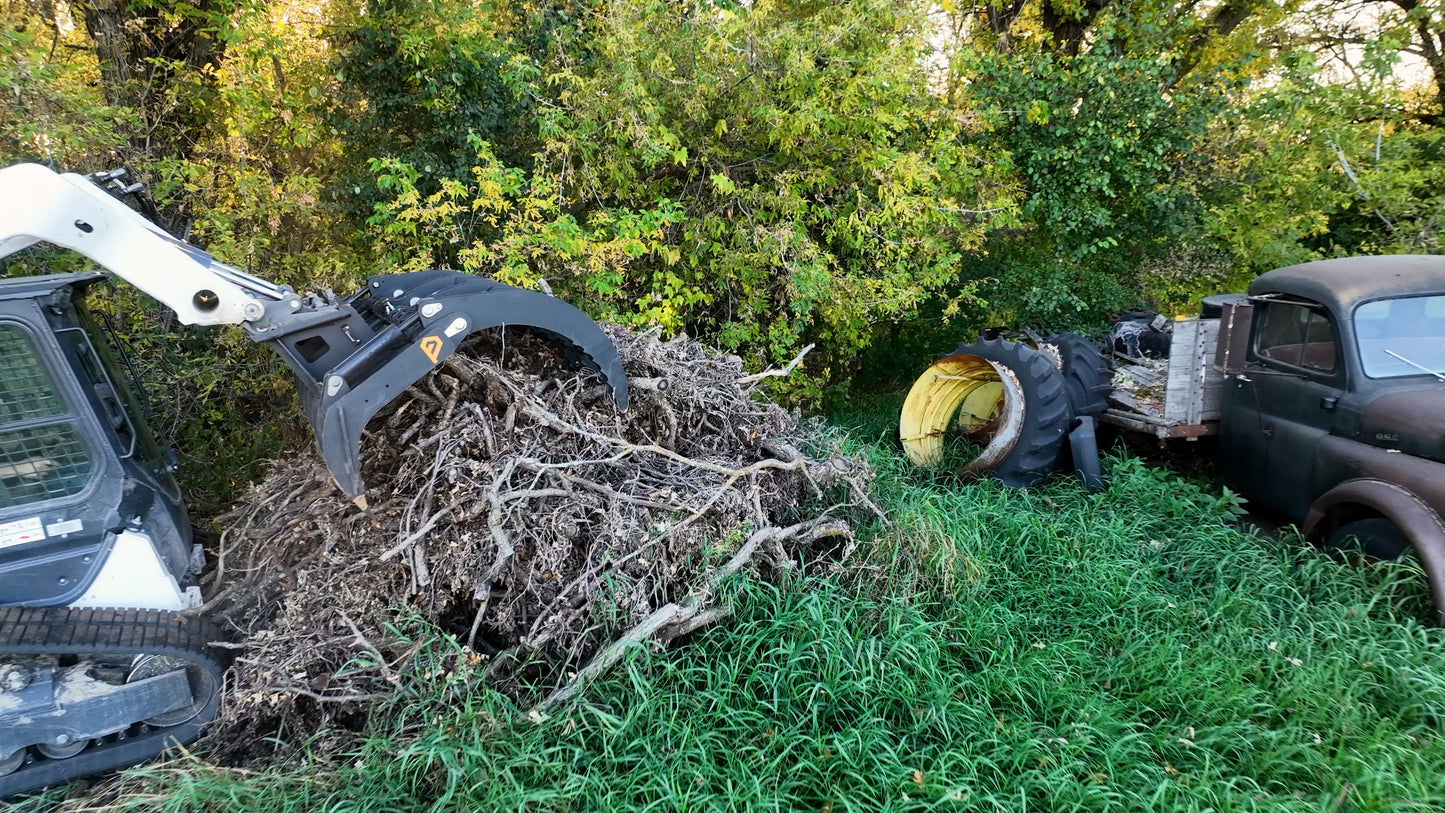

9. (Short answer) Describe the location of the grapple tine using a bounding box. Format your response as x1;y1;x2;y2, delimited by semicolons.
263;271;628;502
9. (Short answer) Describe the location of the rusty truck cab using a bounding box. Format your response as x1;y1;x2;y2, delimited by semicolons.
1217;255;1445;621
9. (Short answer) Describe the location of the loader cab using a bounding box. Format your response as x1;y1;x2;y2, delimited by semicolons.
0;272;192;608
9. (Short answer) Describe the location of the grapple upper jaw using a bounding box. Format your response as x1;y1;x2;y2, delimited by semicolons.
264;271;628;503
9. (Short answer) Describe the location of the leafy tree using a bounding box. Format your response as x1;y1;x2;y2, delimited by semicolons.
957;0;1287;80
1203;53;1444;278
69;0;240;169
1301;0;1445;122
147;0;350;283
1;0;136;166
365;137;685;302
325;0;546;233
517;0;1018;395
953;2;1258;325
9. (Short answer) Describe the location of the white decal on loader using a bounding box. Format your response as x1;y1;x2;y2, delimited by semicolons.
0;516;46;549
46;518;84;536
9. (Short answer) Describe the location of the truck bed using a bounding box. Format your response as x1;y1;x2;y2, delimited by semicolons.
1100;318;1223;440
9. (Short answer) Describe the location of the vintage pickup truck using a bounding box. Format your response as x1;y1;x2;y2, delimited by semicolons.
899;255;1445;622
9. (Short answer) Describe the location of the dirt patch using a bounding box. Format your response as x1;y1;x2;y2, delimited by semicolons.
195;325;872;760
54;662;128;706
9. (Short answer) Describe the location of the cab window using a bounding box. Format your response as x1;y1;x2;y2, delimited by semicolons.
72;303;178;494
1255;301;1337;373
1353;294;1445;378
0;324;94;509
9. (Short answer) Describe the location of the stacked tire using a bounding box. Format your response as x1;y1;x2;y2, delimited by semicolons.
899;331;1111;488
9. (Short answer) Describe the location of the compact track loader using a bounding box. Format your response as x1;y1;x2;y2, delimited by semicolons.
0;163;628;795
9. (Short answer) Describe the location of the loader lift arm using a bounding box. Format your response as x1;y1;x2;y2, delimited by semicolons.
0;163;629;505
0;163;295;327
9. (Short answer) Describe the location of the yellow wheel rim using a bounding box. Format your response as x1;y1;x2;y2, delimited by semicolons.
899;353;1026;474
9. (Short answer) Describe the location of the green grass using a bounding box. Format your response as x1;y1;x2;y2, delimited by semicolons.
28;398;1445;811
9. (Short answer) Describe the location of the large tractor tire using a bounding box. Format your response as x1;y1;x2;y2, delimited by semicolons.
900;335;1073;487
1047;331;1113;419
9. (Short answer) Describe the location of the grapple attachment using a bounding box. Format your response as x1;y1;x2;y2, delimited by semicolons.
259;270;627;505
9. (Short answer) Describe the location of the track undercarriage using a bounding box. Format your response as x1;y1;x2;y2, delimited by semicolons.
0;608;225;797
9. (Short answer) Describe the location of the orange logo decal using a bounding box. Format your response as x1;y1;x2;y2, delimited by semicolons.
419;335;443;364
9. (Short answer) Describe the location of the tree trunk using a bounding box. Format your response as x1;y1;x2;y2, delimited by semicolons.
77;0;139;109
1384;0;1445;122
73;0;229;162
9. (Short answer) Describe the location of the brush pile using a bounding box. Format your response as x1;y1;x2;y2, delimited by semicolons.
197;325;871;754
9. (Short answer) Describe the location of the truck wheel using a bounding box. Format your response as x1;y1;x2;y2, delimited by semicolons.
899;335;1072;487
1047;332;1112;419
1324;518;1410;563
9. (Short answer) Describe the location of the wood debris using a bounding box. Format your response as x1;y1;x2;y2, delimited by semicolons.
194;325;870;758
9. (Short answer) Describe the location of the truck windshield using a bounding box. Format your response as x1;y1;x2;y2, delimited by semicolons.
1353;295;1445;378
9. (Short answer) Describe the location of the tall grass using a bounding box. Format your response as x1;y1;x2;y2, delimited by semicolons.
27;399;1445;811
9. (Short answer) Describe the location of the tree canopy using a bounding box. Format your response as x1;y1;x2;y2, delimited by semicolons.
3;0;1441;396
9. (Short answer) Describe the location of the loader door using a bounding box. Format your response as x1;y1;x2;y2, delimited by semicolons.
0;322;98;508
0;311;116;606
1219;299;1344;521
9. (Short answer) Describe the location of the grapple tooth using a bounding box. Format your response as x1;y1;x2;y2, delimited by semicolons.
300;271;629;501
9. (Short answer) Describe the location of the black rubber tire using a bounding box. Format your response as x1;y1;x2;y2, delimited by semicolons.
1047;332;1113;419
948;336;1073;487
1324;518;1410;563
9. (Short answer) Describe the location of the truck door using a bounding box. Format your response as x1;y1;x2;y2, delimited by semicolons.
1219;298;1346;520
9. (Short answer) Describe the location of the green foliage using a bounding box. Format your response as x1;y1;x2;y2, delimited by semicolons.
1287;0;1445;124
325;0;543;231
1316;122;1445;255
0;3;136;167
364;139;685;319
361;140;687;333
528;0;1018;398
72;0;242;167
1204;56;1445;276
1131;242;1239;318
960;41;1235;326
914;0;1296;325
973;52;1206;259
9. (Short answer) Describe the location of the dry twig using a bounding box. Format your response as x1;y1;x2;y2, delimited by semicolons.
202;325;871;760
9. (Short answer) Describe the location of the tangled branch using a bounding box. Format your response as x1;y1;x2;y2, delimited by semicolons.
199;325;871;759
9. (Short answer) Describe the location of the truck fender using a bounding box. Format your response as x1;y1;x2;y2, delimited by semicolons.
1304;478;1445;624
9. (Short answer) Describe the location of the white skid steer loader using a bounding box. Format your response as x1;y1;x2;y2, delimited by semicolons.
0;163;628;795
